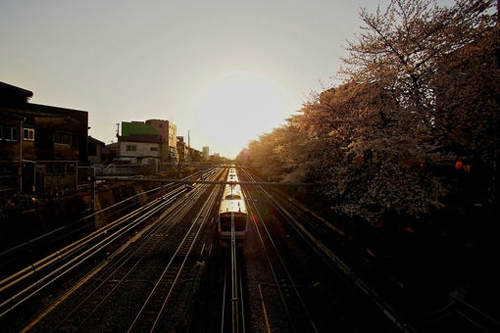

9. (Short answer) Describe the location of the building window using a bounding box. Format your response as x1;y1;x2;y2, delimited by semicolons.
54;132;71;145
0;125;19;142
126;145;137;152
150;147;158;152
23;128;35;141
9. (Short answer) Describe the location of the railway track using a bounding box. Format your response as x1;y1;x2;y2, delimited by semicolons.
187;166;399;332
241;168;411;332
239;168;500;333
241;172;318;332
127;183;220;332
0;168;224;332
219;246;247;333
3;166;494;331
0;185;188;321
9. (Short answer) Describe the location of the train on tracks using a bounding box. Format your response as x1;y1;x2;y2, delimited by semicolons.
218;167;248;246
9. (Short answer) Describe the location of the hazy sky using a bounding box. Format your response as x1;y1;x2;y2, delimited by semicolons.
1;0;455;158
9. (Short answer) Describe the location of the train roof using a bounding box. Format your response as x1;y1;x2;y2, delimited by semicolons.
219;198;247;215
219;166;247;214
223;184;243;197
227;167;238;181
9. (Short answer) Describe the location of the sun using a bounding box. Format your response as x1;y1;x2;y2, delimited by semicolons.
190;71;292;158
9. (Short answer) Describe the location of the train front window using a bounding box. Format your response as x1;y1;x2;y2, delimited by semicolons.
233;215;246;231
220;213;247;231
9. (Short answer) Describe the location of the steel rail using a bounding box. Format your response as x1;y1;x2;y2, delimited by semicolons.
242;168;415;333
1;186;188;320
241;174;318;333
0;185;187;292
54;191;195;331
0;181;183;262
230;211;242;333
20;169;223;331
53;171;219;331
150;183;220;332
126;180;219;332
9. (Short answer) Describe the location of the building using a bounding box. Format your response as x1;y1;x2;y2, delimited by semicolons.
146;119;178;163
88;136;105;165
116;119;178;173
177;136;189;163
0;81;89;195
202;146;210;161
118;132;161;174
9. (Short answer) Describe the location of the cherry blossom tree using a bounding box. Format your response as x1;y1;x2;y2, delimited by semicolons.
240;0;498;222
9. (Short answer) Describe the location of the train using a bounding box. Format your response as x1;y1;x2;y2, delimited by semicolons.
217;167;248;246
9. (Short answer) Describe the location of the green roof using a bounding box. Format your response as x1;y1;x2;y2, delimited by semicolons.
122;121;158;136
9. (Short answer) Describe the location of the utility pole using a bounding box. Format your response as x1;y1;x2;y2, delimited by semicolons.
493;0;499;207
188;130;191;163
18;118;24;194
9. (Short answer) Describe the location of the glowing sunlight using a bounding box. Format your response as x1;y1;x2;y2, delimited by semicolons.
190;71;292;158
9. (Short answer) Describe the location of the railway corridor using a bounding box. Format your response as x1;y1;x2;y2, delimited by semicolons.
189;168;398;333
0;169;394;332
0;168;223;332
2;167;403;332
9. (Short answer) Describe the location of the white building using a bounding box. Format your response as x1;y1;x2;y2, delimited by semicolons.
202;146;210;161
117;134;161;173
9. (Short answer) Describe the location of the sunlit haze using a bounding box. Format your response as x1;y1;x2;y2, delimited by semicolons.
0;0;456;158
188;71;294;157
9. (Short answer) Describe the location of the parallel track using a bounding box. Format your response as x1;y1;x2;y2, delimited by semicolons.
0;168;224;332
128;184;220;332
241;171;318;332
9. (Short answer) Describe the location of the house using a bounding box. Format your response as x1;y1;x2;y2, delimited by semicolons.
145;119;178;163
88;136;105;165
117;119;178;173
177;136;189;163
0;81;89;195
117;132;162;174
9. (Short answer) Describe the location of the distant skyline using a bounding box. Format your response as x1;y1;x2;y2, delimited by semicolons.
1;0;456;158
